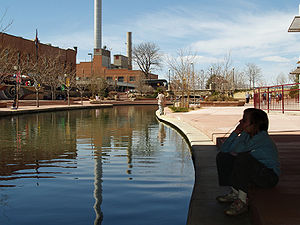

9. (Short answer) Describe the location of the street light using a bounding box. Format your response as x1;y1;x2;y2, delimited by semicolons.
232;67;235;90
191;62;195;104
115;78;118;92
13;66;20;109
168;69;171;91
64;74;70;106
88;53;93;76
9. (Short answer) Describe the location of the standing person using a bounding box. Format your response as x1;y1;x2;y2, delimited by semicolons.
245;92;250;104
95;94;100;101
216;108;280;216
156;91;166;115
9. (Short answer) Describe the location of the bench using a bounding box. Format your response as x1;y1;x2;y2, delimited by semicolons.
249;134;300;225
217;134;300;225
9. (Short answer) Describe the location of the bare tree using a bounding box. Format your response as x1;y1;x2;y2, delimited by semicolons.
57;63;77;105
0;48;15;83
0;9;13;32
166;49;196;107
244;63;262;89
75;81;87;104
42;55;64;100
132;42;162;79
134;73;148;95
196;69;208;90
274;72;287;85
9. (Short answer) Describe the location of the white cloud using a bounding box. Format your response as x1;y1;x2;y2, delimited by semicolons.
261;56;291;63
42;3;300;85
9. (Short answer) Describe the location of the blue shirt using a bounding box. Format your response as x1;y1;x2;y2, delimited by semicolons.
220;131;280;176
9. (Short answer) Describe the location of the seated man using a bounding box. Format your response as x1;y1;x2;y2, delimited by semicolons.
216;108;280;216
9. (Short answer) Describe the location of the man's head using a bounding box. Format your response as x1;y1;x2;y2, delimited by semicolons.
241;108;269;136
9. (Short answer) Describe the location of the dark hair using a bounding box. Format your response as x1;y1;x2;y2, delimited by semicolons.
244;108;269;132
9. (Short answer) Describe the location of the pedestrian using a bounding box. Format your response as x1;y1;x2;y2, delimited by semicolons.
156;91;166;115
245;92;250;104
216;108;280;216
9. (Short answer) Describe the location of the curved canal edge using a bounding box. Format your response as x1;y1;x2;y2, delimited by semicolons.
155;110;251;225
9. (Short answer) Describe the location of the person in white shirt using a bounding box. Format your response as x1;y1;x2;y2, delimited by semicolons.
156;91;166;115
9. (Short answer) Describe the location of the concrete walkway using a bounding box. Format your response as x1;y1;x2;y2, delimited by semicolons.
156;106;300;225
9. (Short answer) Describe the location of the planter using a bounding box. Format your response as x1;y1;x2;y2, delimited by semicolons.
200;100;245;107
0;102;7;108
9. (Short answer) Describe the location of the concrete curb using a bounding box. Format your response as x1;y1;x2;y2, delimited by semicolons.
155;110;214;147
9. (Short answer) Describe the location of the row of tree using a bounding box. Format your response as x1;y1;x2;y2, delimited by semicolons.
0;47;83;105
133;43;298;92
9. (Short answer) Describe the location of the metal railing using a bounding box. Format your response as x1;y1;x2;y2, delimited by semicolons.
254;83;300;113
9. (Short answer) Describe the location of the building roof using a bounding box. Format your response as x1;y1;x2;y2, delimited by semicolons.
288;16;300;32
290;67;300;74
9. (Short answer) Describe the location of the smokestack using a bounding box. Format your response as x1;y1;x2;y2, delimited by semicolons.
94;0;102;50
127;32;132;70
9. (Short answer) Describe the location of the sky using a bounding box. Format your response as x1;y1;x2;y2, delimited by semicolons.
2;0;300;85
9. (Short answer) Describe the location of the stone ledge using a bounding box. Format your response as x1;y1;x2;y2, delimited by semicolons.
200;100;245;107
0;102;7;108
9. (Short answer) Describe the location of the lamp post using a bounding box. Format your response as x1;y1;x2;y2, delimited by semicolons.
232;67;235;89
88;53;93;76
64;74;70;106
13;66;20;109
191;62;195;104
168;69;171;91
115;78;118;92
88;53;93;95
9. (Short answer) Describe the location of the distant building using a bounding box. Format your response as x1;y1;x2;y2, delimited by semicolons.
76;49;158;91
0;32;77;73
0;32;77;100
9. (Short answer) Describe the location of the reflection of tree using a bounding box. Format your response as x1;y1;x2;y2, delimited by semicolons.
0;111;77;186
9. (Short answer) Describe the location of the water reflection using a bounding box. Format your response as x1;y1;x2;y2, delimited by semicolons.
0;106;193;225
0;112;77;187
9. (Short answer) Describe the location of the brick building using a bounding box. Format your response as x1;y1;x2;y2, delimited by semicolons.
0;32;77;100
76;48;158;91
0;32;77;73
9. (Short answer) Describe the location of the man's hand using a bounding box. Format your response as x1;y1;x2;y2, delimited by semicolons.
234;122;243;134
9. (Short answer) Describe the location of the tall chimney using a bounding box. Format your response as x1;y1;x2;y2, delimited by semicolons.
127;32;132;70
94;0;102;50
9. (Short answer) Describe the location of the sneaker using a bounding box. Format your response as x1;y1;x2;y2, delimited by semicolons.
216;191;237;203
224;199;248;216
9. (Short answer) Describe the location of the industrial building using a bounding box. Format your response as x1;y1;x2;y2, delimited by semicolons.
76;0;158;91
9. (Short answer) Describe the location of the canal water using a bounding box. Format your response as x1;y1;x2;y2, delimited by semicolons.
0;105;194;225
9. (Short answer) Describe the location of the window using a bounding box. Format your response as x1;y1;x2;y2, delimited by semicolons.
118;76;124;82
106;77;112;81
129;76;135;81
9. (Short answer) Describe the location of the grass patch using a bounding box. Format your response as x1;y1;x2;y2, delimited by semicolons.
169;106;190;112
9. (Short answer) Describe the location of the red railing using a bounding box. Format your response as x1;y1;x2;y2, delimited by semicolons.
254;83;300;113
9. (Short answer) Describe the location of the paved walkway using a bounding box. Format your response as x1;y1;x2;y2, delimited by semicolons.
156;105;300;225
